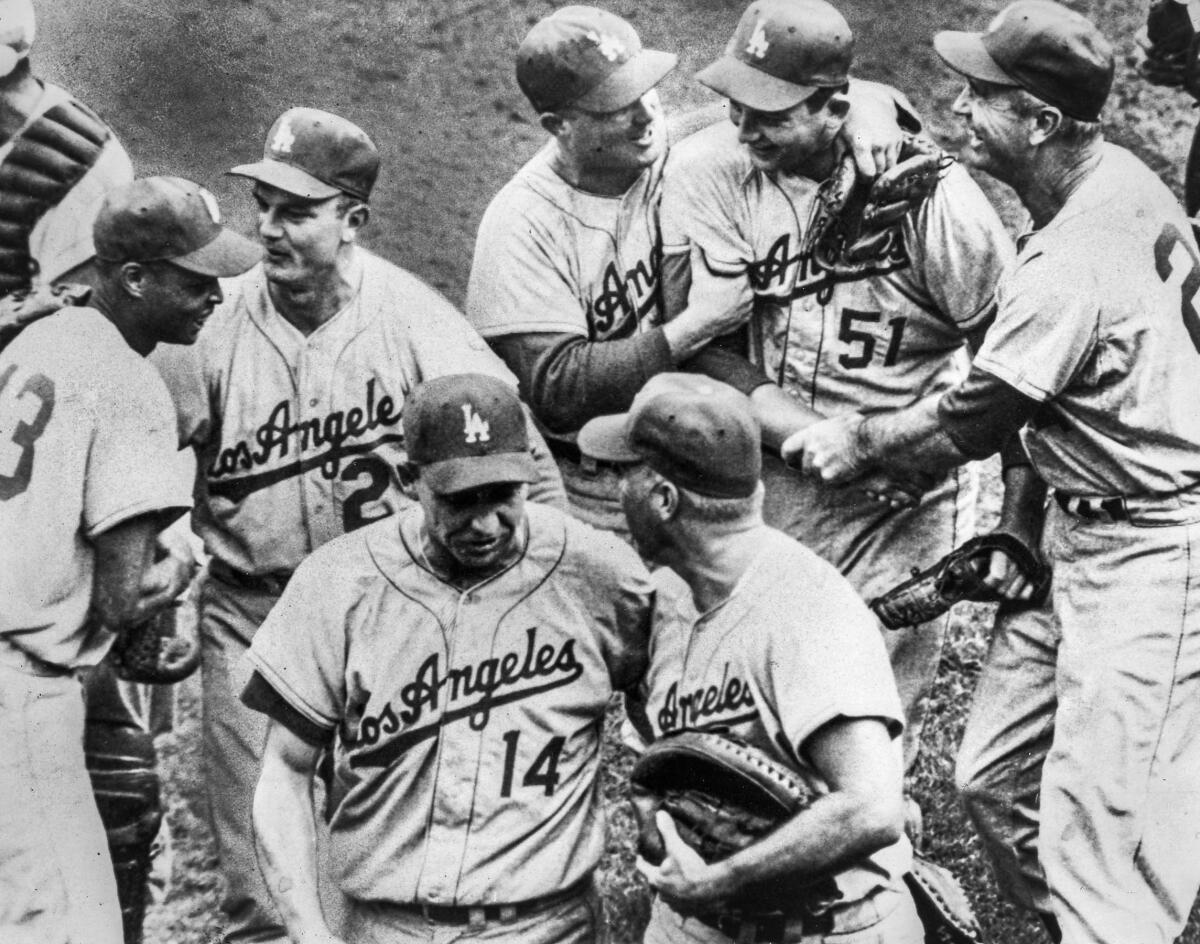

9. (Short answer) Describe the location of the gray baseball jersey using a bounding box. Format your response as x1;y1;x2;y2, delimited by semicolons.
246;502;653;904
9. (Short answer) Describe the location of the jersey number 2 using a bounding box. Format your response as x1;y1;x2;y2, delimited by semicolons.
0;364;55;501
500;730;565;797
1154;223;1200;353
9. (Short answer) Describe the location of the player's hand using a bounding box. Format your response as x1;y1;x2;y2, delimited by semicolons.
636;811;730;913
976;549;1043;602
857;470;932;510
841;83;906;177
131;534;198;622
781;413;871;485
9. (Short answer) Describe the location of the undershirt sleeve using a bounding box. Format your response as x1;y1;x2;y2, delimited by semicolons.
241;671;332;748
489;331;674;434
938;363;1042;459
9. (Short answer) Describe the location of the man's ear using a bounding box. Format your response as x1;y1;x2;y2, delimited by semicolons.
118;261;150;299
653;478;680;523
1029;106;1064;147
397;461;420;501
342;203;371;244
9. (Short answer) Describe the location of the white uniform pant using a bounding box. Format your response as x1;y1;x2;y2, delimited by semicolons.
956;496;1200;944
0;654;123;944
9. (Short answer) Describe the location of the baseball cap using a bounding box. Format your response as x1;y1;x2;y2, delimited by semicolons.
578;373;761;499
696;0;854;113
403;374;539;495
934;0;1114;122
93;176;262;277
517;5;677;113
0;0;34;80
228;107;380;202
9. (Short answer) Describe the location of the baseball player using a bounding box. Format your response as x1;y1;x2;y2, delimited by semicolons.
243;373;653;944
0;6;200;935
789;4;1200;942
578;374;921;944
151;108;565;943
466;4;921;536
657;0;1015;768
0;175;259;944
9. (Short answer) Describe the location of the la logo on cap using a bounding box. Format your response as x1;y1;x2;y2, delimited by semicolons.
462;403;490;444
271;117;296;156
746;18;770;58
587;29;626;61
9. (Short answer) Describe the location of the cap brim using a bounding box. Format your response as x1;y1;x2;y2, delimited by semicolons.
696;55;821;113
172;227;263;278
577;414;641;464
933;31;1019;86
423;452;539;495
227;159;342;200
575;49;678;112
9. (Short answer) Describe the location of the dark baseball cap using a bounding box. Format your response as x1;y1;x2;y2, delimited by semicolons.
517;5;677;113
93;176;262;277
934;0;1114;122
697;0;854;113
403;374;539;495
578;373;761;499
228;107;380;202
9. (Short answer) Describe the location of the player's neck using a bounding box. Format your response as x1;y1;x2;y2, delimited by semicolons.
550;145;643;198
267;253;358;336
89;287;153;357
0;73;42;142
1017;139;1104;230
668;520;768;613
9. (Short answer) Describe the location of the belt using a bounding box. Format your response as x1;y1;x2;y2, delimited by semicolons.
208;559;294;596
397;876;590;926
699;908;833;944
1053;491;1130;522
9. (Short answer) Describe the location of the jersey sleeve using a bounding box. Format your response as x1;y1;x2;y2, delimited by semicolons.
84;360;192;537
244;545;355;731
661;129;753;276
760;557;904;754
466;185;590;339
149;325;214;450
404;281;521;386
907;163;1015;333
972;248;1099;402
566;518;654;693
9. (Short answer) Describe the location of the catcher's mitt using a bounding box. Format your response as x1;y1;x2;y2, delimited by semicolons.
906;855;984;944
629;729;841;916
0;281;90;353
869;531;1050;630
802;135;953;279
1139;0;1200;97
107;603;201;685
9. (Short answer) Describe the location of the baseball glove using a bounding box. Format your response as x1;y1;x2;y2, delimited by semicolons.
802;135;953;279
905;855;984;944
629;729;842;916
0;281;90;353
107;603;201;685
869;531;1050;630
1139;0;1200;96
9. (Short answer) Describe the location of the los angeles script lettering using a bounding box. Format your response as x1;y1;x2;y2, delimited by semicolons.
656;663;755;732
354;627;583;748
208;378;399;481
747;232;908;300
587;238;662;338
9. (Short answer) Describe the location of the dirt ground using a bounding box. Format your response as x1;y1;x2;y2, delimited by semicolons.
32;0;1200;942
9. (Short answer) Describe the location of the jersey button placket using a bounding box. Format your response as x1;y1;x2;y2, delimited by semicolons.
299;345;338;546
420;594;483;901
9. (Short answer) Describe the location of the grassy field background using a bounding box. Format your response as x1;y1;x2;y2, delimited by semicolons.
32;0;1200;941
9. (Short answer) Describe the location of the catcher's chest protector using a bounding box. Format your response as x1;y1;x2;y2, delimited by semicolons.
0;97;110;295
